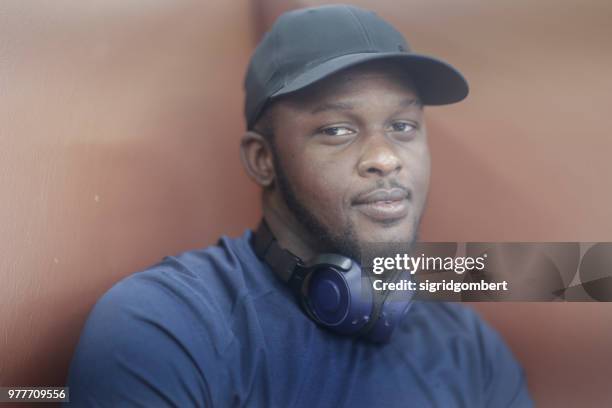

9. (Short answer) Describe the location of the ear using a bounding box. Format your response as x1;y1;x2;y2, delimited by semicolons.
240;131;275;187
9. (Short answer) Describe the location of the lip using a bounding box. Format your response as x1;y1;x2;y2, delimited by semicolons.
352;188;410;222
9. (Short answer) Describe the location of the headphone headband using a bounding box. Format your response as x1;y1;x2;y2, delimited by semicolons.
252;220;307;294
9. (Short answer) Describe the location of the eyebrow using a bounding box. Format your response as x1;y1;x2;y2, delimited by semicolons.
401;98;423;108
310;97;422;114
311;101;355;114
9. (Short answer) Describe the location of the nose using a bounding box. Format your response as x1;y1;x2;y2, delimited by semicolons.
357;134;402;178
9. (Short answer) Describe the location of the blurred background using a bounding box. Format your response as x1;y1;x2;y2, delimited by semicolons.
1;0;611;406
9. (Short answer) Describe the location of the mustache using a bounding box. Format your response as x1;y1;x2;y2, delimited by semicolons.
351;179;412;205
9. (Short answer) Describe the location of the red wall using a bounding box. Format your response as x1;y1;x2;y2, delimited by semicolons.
0;0;260;387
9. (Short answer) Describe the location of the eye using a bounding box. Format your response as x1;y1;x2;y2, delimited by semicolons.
389;121;417;133
320;126;355;137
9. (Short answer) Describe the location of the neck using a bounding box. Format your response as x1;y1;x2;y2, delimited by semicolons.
261;193;318;261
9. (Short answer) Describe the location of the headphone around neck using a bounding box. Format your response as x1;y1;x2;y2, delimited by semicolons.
251;220;414;343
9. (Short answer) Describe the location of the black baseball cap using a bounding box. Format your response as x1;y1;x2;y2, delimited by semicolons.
244;4;469;129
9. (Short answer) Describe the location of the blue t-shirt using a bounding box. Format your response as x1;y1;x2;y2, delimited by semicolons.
67;231;532;407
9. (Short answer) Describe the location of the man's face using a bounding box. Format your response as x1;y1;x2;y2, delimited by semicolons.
267;62;431;260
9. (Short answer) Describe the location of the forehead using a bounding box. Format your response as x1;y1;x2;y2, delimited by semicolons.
277;60;420;112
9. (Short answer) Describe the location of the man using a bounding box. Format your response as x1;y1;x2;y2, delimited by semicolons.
67;5;532;407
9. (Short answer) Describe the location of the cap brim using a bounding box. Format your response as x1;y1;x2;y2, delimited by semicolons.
271;52;469;105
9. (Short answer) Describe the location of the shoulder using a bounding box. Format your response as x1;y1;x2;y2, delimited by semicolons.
66;232;259;406
77;231;263;354
399;302;533;407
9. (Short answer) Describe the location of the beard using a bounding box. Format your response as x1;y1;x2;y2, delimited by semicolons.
271;150;363;262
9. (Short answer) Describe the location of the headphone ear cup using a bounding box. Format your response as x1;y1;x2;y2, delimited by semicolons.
303;260;373;336
363;271;414;343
